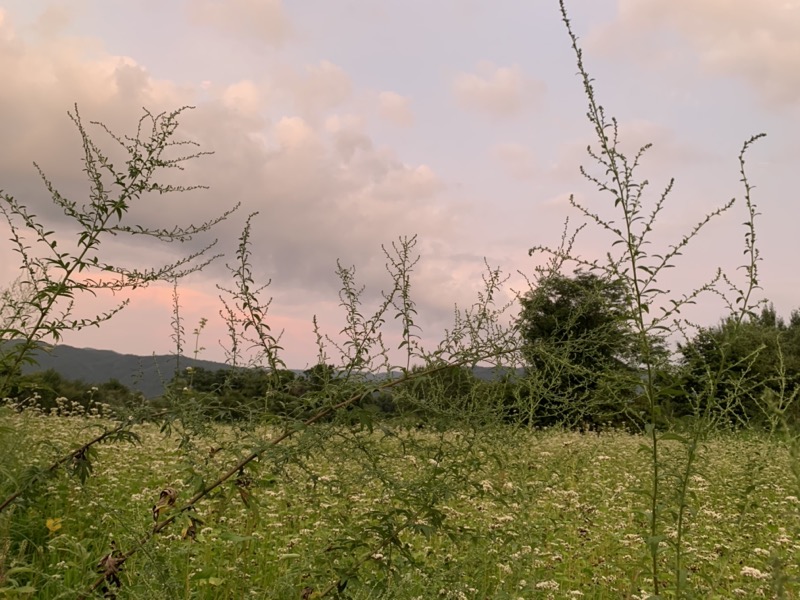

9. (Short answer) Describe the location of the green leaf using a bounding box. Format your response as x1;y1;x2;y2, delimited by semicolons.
0;585;38;594
659;432;689;444
3;568;35;577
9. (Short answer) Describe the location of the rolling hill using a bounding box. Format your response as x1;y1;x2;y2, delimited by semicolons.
18;344;233;398
14;344;522;398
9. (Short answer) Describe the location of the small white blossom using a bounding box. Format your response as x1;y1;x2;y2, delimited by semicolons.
741;566;769;580
536;580;560;590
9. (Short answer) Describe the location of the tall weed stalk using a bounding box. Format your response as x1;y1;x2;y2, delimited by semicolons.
551;2;767;595
53;211;522;596
0;107;235;514
0;106;237;397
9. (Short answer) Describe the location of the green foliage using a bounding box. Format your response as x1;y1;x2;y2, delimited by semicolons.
516;269;645;427
8;368;141;413
679;303;800;427
535;3;768;597
2;6;797;597
395;363;480;421
217;212;285;375
0;106;237;398
3;416;800;599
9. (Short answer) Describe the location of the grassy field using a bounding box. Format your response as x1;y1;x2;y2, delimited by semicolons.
1;406;799;599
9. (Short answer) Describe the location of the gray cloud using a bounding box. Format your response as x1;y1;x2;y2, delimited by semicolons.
186;0;292;46
0;11;479;358
589;0;800;108
453;61;545;117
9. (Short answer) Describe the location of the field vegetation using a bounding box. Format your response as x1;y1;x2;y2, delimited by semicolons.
2;2;800;598
2;408;799;599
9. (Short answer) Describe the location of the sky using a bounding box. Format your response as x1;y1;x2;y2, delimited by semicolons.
1;0;799;369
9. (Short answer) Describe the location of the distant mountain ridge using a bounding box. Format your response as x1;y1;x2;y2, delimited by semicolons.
16;344;521;399
19;344;234;398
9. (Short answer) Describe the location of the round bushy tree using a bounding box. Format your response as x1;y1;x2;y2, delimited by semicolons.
516;270;644;427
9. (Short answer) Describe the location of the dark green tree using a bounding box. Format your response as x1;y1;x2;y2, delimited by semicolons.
11;369;138;412
678;303;800;426
516;270;645;427
167;366;304;421
395;363;480;421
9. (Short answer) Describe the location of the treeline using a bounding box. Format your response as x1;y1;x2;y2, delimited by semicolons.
677;303;800;426
6;271;800;431
515;270;800;430
3;368;143;413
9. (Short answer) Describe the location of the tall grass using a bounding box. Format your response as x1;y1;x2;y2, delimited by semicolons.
543;3;770;595
2;412;799;598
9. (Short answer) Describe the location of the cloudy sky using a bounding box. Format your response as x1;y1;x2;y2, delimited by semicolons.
1;0;798;368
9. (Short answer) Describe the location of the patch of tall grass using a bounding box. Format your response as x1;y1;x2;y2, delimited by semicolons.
2;410;799;598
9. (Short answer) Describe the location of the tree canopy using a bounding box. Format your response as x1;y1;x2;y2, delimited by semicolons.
516;270;642;425
678;303;800;426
